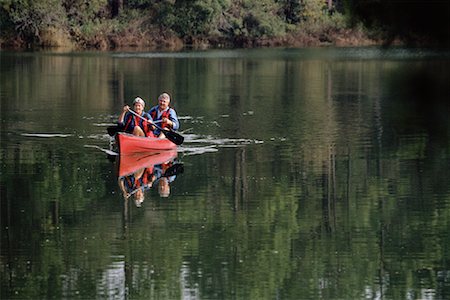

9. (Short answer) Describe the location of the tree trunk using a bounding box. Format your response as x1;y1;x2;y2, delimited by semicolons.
111;0;123;17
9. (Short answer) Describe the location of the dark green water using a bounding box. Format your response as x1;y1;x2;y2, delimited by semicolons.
1;48;449;299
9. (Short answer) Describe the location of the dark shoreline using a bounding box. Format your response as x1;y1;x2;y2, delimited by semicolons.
0;27;395;52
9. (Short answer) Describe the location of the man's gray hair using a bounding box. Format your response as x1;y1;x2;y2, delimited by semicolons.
158;92;171;102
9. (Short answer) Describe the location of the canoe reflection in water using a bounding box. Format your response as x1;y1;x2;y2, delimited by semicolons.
116;149;184;207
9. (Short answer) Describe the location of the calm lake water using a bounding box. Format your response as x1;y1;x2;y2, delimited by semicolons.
1;47;449;299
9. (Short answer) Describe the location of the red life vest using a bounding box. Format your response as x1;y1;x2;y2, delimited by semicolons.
150;108;172;130
124;114;153;137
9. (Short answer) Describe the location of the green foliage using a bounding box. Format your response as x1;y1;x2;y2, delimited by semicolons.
214;0;287;41
153;0;229;40
0;0;112;46
277;0;303;24
300;0;328;23
240;0;286;38
126;0;153;9
63;0;112;43
0;0;67;43
301;10;347;35
1;0;448;48
0;0;352;48
63;0;109;26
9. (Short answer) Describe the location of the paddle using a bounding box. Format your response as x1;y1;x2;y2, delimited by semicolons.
107;125;122;136
162;163;184;177
127;108;184;145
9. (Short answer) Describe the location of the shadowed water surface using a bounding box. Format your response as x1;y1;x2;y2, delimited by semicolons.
1;48;449;299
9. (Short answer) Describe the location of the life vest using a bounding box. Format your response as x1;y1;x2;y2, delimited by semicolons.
124;113;153;137
150;108;172;130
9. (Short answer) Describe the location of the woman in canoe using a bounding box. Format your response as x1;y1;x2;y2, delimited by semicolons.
118;97;153;137
148;93;179;138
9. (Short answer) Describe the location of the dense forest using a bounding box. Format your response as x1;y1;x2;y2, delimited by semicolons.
1;0;449;50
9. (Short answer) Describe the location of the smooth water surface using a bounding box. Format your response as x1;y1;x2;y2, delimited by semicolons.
1;48;449;299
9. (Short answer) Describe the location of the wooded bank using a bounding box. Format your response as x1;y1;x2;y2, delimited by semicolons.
1;0;448;50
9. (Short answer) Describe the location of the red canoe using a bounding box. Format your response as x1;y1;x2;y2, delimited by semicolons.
118;150;177;177
116;132;177;154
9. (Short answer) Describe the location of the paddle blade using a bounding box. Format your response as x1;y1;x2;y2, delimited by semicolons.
107;126;122;136
163;163;184;177
162;129;184;145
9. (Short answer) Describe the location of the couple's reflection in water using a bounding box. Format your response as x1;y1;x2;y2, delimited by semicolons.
115;150;184;208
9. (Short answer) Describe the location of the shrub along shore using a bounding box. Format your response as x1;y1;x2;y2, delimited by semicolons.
0;1;447;50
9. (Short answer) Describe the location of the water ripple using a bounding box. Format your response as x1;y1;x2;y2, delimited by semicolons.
21;133;72;138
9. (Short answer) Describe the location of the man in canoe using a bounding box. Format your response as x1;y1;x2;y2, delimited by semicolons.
118;97;153;137
148;92;179;138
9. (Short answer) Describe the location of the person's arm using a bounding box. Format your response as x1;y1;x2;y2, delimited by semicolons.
168;108;179;131
118;105;130;125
